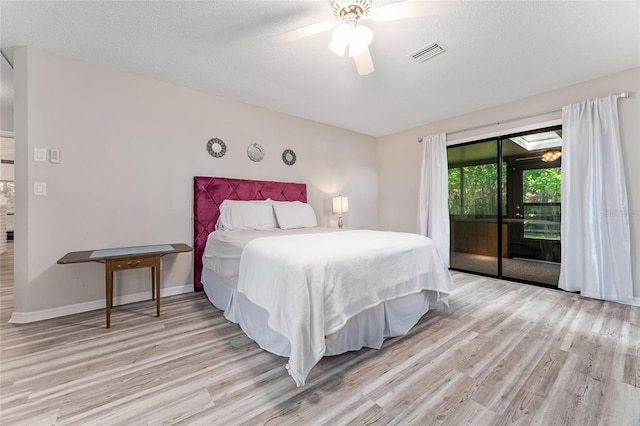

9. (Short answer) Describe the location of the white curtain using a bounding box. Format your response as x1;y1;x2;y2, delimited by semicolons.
417;132;450;266
558;95;633;301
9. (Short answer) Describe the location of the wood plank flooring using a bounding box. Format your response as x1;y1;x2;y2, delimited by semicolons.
1;241;639;425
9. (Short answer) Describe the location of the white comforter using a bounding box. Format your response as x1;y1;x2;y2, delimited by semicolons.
236;229;452;386
203;227;339;282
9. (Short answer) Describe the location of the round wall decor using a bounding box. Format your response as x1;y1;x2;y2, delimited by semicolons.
247;143;265;162
282;149;296;166
207;138;227;158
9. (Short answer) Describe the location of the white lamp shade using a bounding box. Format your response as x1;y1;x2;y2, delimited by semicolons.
332;196;349;214
330;23;373;57
329;24;352;56
348;25;373;57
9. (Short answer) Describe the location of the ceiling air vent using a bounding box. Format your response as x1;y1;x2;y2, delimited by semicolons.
409;41;447;63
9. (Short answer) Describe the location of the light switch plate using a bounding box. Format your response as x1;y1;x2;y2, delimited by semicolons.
50;149;60;164
34;182;47;196
34;148;47;162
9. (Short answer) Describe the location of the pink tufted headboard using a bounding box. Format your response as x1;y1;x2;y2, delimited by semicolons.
193;176;307;291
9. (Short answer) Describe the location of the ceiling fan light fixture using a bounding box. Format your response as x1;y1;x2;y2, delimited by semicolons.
276;0;444;76
329;22;373;58
541;150;562;162
332;0;371;19
329;23;352;56
348;25;373;57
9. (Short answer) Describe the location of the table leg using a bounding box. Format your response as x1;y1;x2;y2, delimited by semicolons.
105;261;112;328
155;256;161;317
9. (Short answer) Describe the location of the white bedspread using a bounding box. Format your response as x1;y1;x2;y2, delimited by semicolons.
203;227;338;282
237;229;452;386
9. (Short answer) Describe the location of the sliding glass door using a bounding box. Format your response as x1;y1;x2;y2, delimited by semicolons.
448;127;562;286
501;131;562;285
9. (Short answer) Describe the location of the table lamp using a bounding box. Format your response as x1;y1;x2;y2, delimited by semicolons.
332;196;349;229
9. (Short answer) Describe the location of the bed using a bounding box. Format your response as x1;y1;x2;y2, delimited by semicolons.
193;176;452;386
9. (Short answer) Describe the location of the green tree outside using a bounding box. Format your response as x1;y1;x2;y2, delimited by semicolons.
448;164;561;240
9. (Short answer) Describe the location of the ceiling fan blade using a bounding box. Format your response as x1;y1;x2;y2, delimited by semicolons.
354;48;375;76
269;21;334;45
371;1;453;22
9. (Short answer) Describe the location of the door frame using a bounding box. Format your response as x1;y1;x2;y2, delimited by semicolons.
504;152;561;263
447;124;562;288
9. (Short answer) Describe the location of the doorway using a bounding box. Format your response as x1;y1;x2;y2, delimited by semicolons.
0;135;14;249
448;126;562;287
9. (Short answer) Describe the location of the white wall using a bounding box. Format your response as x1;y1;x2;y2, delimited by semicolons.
378;67;640;298
12;47;378;319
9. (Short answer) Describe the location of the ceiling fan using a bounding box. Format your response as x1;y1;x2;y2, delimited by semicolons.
270;0;449;76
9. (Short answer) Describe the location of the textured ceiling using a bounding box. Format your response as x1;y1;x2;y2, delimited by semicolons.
1;1;639;137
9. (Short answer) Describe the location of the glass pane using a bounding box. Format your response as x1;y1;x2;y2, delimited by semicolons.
523;204;561;240
447;140;498;276
501;133;562;286
523;167;561;241
462;164;498;215
523;168;561;203
448;167;461;215
502;162;507;217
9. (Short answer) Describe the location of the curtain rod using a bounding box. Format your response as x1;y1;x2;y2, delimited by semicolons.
418;91;631;142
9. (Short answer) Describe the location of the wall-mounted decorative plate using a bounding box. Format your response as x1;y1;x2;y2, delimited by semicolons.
247;143;265;162
282;149;296;166
207;138;227;158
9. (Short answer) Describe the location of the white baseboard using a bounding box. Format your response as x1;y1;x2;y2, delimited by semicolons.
8;283;193;324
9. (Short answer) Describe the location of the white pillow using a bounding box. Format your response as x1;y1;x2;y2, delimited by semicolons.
272;201;318;229
216;199;276;231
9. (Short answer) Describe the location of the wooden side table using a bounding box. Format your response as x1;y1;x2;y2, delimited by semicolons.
58;243;192;328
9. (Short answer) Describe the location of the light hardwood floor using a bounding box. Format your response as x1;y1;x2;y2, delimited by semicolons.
1;241;639;425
